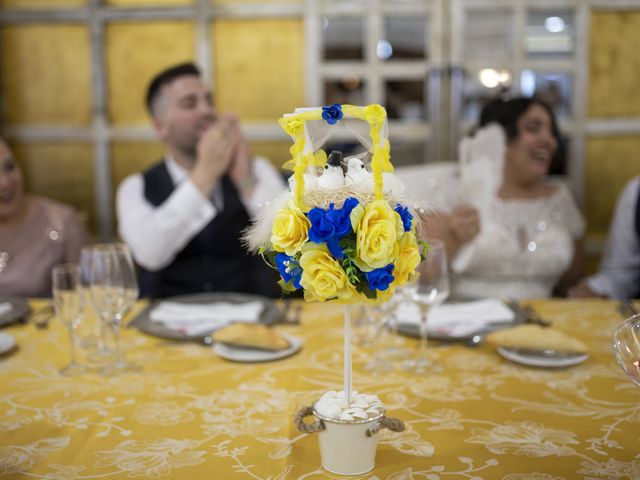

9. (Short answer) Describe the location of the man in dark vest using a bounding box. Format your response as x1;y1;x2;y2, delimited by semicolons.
116;62;284;298
570;176;640;300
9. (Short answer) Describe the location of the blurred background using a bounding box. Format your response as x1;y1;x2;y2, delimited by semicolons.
1;0;639;272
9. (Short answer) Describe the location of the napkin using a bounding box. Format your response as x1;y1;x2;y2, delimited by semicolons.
486;325;588;353
396;298;515;337
149;301;264;336
0;302;12;317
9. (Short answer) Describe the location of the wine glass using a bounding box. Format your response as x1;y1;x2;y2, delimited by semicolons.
78;245;104;352
89;244;139;373
612;313;640;387
404;239;450;373
52;263;86;375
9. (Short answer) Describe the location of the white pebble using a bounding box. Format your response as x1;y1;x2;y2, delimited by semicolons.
340;412;354;421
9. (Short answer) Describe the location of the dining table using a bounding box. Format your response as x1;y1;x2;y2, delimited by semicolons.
0;298;638;479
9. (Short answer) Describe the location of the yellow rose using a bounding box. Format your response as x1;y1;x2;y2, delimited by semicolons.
391;231;421;288
299;244;355;302
350;200;404;271
271;201;310;256
279;117;304;138
364;104;387;126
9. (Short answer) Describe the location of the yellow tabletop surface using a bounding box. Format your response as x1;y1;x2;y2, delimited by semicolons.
0;299;638;479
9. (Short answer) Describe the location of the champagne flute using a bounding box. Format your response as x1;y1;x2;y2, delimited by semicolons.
52;263;86;375
404;239;450;373
110;243;140;371
89;244;139;373
612;312;640;387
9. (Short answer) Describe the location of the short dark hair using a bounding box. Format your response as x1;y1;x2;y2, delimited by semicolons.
479;95;565;174
145;62;201;116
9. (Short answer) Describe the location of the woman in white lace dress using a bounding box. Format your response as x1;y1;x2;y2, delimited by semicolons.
424;97;585;300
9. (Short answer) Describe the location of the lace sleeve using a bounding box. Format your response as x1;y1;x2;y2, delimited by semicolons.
553;182;586;240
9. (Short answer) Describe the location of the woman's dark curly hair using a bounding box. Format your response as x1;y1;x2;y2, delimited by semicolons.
478;96;564;174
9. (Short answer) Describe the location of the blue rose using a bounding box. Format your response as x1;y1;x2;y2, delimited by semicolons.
322;104;343;125
365;264;395;291
307;198;360;260
395;204;413;232
327;197;359;238
308;207;336;243
275;253;302;289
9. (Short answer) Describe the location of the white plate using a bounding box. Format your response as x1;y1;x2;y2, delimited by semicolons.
497;346;588;368
0;333;17;356
129;292;281;341
213;333;302;363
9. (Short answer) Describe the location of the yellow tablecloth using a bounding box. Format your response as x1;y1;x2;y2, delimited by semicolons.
1;299;638;479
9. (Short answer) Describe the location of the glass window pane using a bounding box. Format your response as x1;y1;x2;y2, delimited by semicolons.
213;19;304;121
521;70;572;118
589;11;640;117
106;0;189;5
390;140;426;166
385;79;427;122
526;9;574;59
106;21;195;126
382;16;427;60
463;8;512;59
324;77;366;105
323;17;365;61
0;24;91;127
111;142;166;193
461;68;513;122
0;0;84;7
13;142;96;232
585;136;640;234
249;141;290;172
215;0;301;4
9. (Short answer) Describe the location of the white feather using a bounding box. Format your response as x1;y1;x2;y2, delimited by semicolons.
242;190;292;253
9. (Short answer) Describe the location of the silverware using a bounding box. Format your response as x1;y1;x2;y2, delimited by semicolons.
289;303;302;325
618;301;639;318
508;301;552;327
30;304;53;329
501;346;586;360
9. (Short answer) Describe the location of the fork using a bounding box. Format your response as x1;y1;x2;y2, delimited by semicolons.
617;301;639;318
30;304;54;329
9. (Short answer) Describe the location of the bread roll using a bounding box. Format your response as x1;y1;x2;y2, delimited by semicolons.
213;323;290;351
486;325;587;353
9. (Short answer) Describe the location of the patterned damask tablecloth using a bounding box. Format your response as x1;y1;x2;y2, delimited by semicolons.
0;299;638;480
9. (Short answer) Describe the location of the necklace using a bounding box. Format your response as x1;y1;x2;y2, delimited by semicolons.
0;252;8;272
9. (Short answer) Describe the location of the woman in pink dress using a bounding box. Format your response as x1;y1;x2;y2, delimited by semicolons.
0;137;90;297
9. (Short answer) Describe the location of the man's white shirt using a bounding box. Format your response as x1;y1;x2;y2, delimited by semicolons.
116;156;285;271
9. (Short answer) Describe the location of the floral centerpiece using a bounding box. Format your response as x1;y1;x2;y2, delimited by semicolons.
245;103;421;475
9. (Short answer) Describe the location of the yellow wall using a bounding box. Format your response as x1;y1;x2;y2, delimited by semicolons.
0;7;304;235
588;11;640;118
586;11;640;236
585;10;640;272
1;24;92;126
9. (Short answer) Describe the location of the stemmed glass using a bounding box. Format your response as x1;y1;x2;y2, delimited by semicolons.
612;313;640;387
89;243;139;373
52;263;86;375
404;239;450;373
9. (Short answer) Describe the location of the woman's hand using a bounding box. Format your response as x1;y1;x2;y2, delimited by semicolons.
419;205;480;260
448;206;481;245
